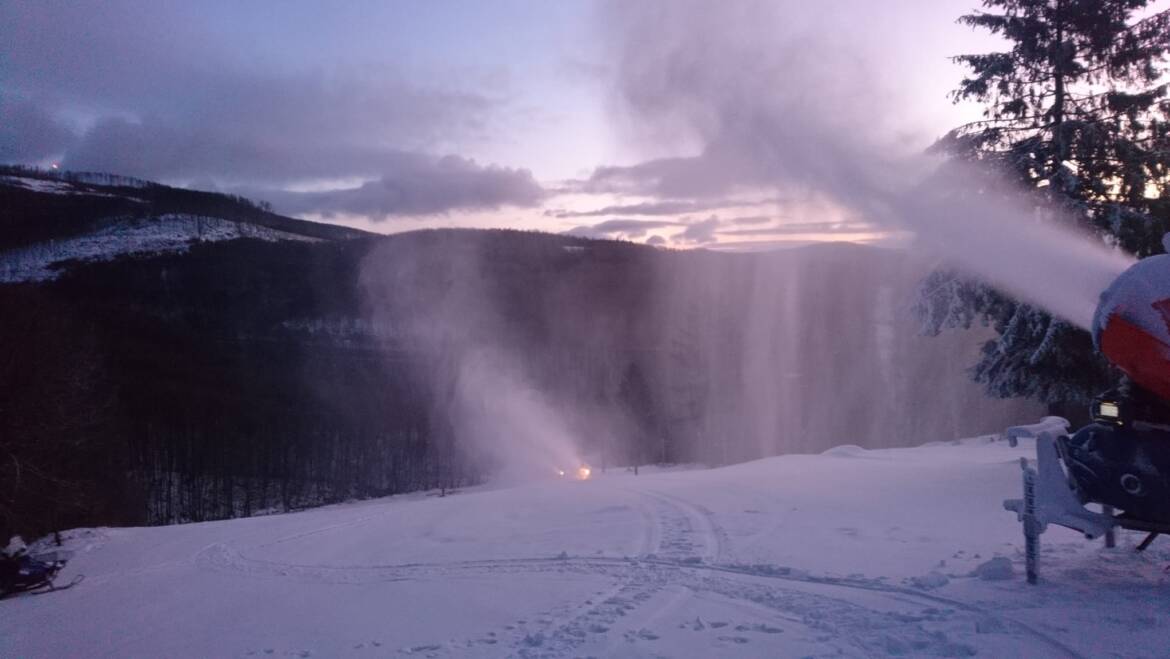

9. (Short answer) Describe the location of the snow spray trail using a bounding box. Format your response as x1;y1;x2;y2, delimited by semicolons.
601;0;1134;330
895;169;1133;330
359;233;584;481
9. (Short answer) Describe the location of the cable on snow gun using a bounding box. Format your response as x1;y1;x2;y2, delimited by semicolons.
1005;242;1170;583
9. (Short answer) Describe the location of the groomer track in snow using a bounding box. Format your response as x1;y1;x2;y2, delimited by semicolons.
3;437;1168;657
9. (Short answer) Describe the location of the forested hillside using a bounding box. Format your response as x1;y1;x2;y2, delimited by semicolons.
0;165;367;250
0;178;1039;541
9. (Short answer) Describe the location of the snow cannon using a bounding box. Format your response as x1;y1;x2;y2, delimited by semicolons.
1057;250;1170;528
1006;243;1170;582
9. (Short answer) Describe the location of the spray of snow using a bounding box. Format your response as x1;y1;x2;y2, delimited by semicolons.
359;234;584;483
600;0;1134;331
646;245;1041;462
451;348;584;480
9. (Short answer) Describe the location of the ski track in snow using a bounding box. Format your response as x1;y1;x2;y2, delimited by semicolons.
192;488;1081;659
637;489;725;563
193;554;1078;657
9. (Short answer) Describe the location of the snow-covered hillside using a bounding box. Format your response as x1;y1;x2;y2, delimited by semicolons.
0;214;320;283
0;174;145;197
3;438;1169;658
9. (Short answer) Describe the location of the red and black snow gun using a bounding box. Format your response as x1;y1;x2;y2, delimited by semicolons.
1056;249;1170;526
1004;247;1170;581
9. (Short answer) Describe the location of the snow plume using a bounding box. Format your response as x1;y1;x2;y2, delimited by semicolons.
599;0;1134;330
645;244;1042;462
449;348;583;479
359;234;583;483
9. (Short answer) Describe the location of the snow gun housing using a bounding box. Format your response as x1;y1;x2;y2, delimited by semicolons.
1093;252;1170;406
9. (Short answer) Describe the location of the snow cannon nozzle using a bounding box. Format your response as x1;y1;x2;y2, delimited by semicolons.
1093;246;1170;403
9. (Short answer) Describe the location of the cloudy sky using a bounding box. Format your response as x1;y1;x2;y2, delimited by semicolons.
1;0;1015;248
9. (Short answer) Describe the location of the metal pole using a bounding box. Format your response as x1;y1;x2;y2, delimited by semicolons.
1023;464;1039;584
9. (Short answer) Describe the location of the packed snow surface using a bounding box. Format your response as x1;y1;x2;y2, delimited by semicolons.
0;214;320;282
4;438;1169;657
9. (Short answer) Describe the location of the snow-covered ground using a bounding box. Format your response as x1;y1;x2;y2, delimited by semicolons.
4;437;1169;658
0;214;320;282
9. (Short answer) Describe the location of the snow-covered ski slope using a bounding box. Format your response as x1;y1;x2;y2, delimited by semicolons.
0;214;320;283
4;437;1169;658
1;174;147;196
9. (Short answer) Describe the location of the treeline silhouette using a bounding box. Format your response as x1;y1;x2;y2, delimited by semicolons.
1;230;661;540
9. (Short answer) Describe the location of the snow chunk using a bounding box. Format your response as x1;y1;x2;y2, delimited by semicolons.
908;572;949;590
970;556;1014;581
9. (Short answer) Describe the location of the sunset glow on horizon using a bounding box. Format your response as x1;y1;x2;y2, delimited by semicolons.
1;0;1068;250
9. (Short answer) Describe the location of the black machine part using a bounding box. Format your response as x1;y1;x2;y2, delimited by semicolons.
1060;419;1170;525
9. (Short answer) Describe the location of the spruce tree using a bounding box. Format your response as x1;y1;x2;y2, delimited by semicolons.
919;0;1170;406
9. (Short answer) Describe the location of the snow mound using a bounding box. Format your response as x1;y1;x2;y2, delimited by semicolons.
820;444;869;457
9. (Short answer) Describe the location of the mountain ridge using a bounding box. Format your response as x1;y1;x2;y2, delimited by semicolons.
0;165;373;249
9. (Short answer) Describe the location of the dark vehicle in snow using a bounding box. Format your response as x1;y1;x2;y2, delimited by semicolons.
0;548;79;599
